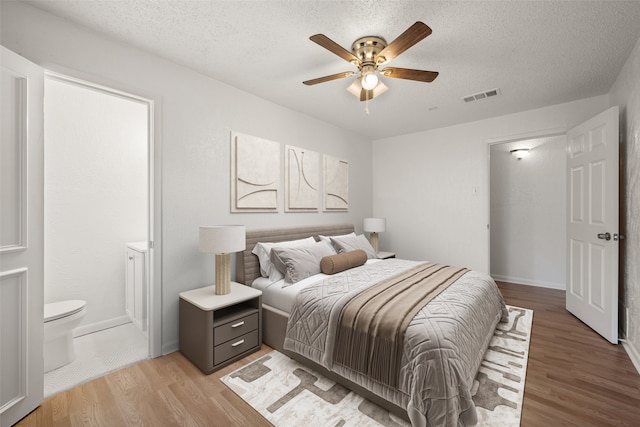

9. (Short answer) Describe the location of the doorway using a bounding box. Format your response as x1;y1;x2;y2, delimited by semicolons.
489;135;567;289
43;73;154;394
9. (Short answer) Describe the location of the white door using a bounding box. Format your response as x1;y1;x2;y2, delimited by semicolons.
566;106;619;344
0;46;45;427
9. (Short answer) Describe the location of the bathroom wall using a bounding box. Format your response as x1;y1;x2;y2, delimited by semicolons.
44;77;148;333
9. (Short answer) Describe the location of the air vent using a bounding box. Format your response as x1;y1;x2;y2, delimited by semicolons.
463;88;501;103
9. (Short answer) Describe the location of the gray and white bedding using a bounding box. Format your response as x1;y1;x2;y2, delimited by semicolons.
282;258;508;427
252;259;382;313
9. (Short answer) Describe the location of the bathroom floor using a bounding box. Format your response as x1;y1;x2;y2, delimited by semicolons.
44;322;148;398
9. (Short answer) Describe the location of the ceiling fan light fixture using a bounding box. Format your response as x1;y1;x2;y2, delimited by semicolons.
346;78;388;100
362;71;379;90
347;78;363;98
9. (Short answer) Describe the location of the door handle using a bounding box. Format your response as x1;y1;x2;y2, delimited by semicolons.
597;232;611;241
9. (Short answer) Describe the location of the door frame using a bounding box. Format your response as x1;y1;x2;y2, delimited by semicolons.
44;70;162;358
485;127;567;274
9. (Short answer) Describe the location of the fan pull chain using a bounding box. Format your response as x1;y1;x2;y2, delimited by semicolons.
365;97;370;115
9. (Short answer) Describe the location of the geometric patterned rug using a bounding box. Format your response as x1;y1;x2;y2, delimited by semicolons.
221;305;532;427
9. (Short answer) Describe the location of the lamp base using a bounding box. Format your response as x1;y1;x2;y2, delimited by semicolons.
369;232;379;253
215;253;231;295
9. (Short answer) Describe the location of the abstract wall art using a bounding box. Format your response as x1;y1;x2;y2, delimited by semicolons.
231;132;280;212
285;145;319;212
323;155;349;211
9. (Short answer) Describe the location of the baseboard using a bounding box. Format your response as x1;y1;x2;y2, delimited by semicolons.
491;274;565;290
163;341;179;356
622;339;640;375
73;315;131;338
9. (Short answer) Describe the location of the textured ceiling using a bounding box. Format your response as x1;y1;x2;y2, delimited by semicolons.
23;0;640;140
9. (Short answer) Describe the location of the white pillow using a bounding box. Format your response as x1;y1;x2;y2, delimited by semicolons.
330;234;379;259
251;236;316;282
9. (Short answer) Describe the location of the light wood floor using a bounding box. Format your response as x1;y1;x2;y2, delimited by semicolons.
17;282;640;426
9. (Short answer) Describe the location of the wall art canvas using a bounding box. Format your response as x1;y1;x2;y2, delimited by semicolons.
285;145;319;212
231;132;280;212
323;155;349;211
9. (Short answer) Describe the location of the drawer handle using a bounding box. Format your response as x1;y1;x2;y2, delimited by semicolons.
231;321;245;328
231;339;245;347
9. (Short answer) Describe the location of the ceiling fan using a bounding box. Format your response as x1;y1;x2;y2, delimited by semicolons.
303;21;439;105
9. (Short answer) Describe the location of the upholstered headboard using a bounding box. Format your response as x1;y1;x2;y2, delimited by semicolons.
236;223;355;286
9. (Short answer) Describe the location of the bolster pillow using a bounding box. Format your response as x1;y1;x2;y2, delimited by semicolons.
320;249;367;275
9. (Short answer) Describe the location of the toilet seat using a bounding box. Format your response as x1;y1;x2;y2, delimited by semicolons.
45;300;86;323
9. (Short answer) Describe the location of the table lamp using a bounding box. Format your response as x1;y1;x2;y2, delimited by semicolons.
199;225;246;295
363;218;386;253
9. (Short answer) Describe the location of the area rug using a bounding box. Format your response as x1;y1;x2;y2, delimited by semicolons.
221;305;532;427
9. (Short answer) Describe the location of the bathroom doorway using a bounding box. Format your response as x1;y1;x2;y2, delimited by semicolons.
43;73;154;395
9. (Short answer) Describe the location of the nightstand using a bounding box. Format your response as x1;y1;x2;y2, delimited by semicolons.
179;282;262;374
377;251;396;259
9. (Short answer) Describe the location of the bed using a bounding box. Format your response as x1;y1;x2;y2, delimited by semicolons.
236;223;507;427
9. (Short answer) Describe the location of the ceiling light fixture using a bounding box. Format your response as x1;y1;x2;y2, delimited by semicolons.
510;148;530;160
361;65;379;90
347;77;388;114
303;22;439;113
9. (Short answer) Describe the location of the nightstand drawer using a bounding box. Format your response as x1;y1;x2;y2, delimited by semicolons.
214;312;259;345
214;330;259;365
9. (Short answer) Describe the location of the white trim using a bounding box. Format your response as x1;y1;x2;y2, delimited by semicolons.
485;127;567;145
491;274;565;290
0;268;28;414
162;341;179;356
622;340;640;375
73;316;131;338
0;72;27;254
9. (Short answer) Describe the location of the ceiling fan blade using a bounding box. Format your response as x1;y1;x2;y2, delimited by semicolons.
310;34;361;65
303;71;355;86
376;22;432;64
381;67;439;82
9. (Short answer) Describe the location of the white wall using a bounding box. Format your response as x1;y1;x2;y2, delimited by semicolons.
44;77;147;331
372;96;609;273
609;35;640;368
1;2;373;353
489;136;566;289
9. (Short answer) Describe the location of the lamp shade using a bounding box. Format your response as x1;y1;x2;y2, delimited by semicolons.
199;225;246;254
346;78;388;100
363;218;386;233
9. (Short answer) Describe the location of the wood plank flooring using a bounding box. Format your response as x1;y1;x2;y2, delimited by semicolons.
16;282;640;426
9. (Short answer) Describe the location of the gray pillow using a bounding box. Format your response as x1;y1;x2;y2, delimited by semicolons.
318;232;355;250
270;241;337;285
330;234;379;259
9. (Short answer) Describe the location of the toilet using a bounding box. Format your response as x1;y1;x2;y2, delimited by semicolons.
44;300;87;372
